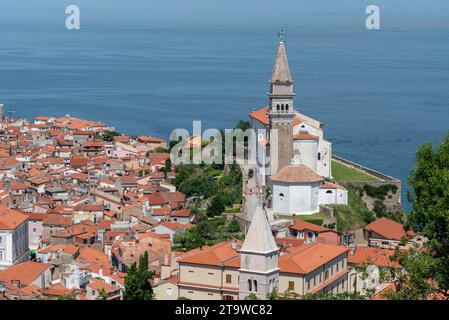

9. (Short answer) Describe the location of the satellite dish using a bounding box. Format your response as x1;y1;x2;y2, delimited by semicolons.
364;265;380;289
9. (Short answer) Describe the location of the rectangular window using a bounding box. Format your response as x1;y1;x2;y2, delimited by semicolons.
336;263;339;272
226;274;232;283
0;250;3;261
307;280;310;290
288;281;295;290
325;270;329;280
0;236;3;244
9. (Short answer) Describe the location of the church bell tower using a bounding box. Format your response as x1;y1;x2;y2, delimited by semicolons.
268;31;295;174
239;197;279;300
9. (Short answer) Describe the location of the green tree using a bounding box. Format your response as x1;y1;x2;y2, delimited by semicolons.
164;158;172;179
306;291;367;300
172;164;195;187
100;131;121;142
244;293;259;300
234;120;251;132
124;252;155;300
226;220;241;233
179;172;217;198
267;289;279;300
207;195;226;217
388;132;449;299
97;288;108;300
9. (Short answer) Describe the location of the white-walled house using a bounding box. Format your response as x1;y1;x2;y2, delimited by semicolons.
0;206;30;270
319;182;348;206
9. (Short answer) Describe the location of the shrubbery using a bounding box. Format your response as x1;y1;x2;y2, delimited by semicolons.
363;184;398;200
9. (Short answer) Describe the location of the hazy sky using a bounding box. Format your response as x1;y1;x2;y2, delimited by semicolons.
0;0;448;28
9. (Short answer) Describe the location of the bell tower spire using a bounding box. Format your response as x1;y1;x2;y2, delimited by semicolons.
268;30;295;174
239;204;279;300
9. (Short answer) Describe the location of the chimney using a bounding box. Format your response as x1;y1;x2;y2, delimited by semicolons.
171;251;176;266
231;239;237;250
349;243;357;256
290;214;296;226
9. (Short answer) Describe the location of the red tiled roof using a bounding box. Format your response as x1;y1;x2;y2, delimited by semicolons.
270;164;323;184
138;136;165;143
179;240;242;267
249;106;270;125
249;106;303;127
279;243;349;274
71;157;88;167
0;261;51;286
0;205;29;230
170;209;191;218
364;217;412;241
288;219;330;233
348;246;401;268
74;203;103;212
320;181;347;190
293;133;319;140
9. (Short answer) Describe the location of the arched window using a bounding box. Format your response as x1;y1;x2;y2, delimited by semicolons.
326;190;333;194
286;104;289;110
248;279;252;292
279;193;284;198
277;104;280;110
254;280;258;292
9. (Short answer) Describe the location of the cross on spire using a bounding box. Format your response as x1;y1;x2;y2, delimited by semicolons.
277;29;285;43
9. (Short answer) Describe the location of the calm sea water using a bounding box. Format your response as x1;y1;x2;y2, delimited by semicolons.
1;25;449;210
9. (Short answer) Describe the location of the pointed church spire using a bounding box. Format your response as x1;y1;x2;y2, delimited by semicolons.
271;33;293;83
240;204;278;254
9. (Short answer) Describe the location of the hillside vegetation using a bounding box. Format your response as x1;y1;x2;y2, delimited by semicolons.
330;186;375;232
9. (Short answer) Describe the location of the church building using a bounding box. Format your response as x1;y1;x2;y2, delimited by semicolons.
249;33;348;216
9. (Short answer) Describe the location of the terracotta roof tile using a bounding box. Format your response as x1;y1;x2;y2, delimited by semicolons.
365;217;412;241
270;164;323;183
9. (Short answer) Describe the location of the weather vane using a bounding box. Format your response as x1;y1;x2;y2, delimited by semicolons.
277;29;285;43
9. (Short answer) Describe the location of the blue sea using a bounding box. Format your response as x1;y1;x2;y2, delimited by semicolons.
1;25;449;210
